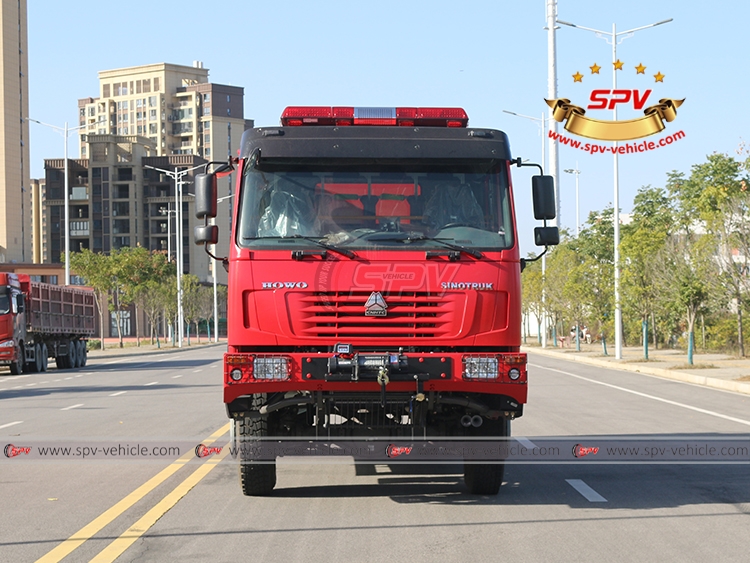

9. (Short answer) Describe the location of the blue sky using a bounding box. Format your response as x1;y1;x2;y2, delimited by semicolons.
27;0;747;254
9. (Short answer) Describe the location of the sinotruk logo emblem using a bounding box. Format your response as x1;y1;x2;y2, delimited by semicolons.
364;292;387;317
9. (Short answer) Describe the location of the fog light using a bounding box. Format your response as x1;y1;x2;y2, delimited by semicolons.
230;368;243;381
508;368;521;380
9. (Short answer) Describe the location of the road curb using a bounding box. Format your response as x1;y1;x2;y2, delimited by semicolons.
522;346;750;396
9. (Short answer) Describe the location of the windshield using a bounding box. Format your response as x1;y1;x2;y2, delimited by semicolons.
237;160;514;250
0;288;9;315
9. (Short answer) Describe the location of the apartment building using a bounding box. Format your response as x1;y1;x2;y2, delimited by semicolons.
0;0;31;263
43;138;213;281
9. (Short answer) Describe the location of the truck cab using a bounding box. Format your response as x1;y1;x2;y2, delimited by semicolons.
195;106;558;495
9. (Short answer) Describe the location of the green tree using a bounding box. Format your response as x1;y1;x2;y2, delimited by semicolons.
620;186;673;357
68;249;112;350
180;274;201;345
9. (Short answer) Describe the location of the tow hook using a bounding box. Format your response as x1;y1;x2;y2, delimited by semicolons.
377;367;389;407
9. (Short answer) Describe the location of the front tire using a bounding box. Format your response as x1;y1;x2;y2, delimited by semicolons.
238;394;277;496
463;418;510;495
9;344;23;375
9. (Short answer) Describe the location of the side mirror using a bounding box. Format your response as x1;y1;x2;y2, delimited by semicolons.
16;294;25;313
534;226;560;246
195;173;217;219
532;175;556;220
194;225;219;246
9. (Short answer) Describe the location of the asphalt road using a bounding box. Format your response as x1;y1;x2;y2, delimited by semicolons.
1;349;749;562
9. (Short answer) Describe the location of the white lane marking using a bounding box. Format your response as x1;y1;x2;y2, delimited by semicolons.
53;379;61;382
109;391;127;397
64;377;73;381
11;386;23;390
530;363;750;428
566;479;607;502
192;369;202;373
172;375;183;379
106;361;119;365
0;421;23;430
61;404;84;411
514;437;538;450
75;374;83;378
144;382;158;386
157;358;168;362
26;383;37;387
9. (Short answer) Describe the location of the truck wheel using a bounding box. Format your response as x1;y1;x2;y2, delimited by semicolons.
67;340;78;369
9;344;23;375
238;394;277;496
463;418;510;495
40;343;49;372
78;341;88;367
33;343;44;372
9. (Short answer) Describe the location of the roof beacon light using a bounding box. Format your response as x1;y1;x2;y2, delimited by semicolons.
280;107;468;128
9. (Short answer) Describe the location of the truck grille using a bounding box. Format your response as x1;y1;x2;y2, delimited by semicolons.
287;291;465;339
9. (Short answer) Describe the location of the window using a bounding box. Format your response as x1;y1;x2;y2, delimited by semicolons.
204;134;210;144
112;202;129;216
111;310;131;335
150;109;157;120
103;84;110;97
113;219;129;234
203;121;210;130
154;77;160;91
143;79;151;93
149;123;157;134
204;93;210;102
227;95;231;102
114;184;129;198
148;96;157;107
136;80;142;94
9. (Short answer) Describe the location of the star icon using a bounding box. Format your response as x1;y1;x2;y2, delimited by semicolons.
613;59;624;70
590;63;601;74
635;63;647;74
654;71;665;82
573;71;584;82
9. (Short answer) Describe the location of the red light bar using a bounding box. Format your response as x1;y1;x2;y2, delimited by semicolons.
281;107;468;127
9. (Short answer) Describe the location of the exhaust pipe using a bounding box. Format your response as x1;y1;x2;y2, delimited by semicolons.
460;415;473;427
471;415;483;428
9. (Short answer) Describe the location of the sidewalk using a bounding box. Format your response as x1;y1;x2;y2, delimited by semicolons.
521;341;750;396
87;338;226;360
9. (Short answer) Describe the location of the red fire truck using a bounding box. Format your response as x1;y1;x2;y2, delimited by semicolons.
0;273;96;374
194;106;558;495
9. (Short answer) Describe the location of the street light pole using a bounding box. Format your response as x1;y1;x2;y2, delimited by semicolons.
26;118;100;285
556;17;672;360
145;163;204;348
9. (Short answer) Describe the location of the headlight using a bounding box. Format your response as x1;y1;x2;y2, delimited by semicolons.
229;368;243;381
253;357;290;380
0;340;14;348
463;357;499;380
508;368;521;380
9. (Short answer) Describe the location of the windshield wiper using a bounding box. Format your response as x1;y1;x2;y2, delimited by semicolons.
240;235;356;258
289;235;356;258
359;232;483;259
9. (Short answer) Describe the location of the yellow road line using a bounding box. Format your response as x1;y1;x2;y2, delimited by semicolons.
89;443;231;562
35;423;230;563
